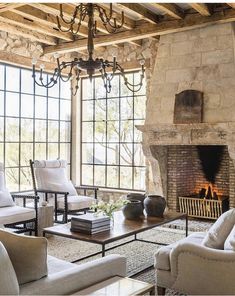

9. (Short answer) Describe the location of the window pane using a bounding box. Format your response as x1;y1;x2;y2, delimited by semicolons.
120;166;132;189
60;143;70;162
107;166;118;188
35;143;46;160
82;122;93;142
107;75;119;98
134;119;144;142
5;118;19;142
107;121;119;142
0;117;4;141
35;96;47;119
48;143;58;159
107;99;119;120
5;167;19;191
21;143;33;166
21;69;34;94
0;91;4;115
94;165;105;186
5;143;19;167
120;144;132;166
6;66;19;92
60;80;71;99
0;65;4;90
35;120;46;142
21;94;34;118
0;143;3;163
134;167;145;190
82;165;93;185
48;120;59;142
134;144;145;166
60;99;71;120
95;77;106;99
107;144;119;165
134;96;146;119
48;75;59;97
82;143;93;163
121;97;133;120
21;119;33;142
48;98;59;120
6;92;19;116
120;120;133;142
35;74;47;96
82;79;93;100
20;167;32;191
60;121;71;142
82;100;93;121
95;99;106;121
94;143;105;164
120;74;133;97
94;121;106;143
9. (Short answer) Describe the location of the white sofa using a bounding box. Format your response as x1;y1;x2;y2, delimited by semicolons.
155;231;235;295
0;230;126;295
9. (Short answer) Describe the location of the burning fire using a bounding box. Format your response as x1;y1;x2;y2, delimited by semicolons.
199;183;218;200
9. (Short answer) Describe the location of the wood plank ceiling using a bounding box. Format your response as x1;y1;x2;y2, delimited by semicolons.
0;3;233;56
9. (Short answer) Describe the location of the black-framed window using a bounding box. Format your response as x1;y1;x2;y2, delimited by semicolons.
81;72;146;191
0;63;72;192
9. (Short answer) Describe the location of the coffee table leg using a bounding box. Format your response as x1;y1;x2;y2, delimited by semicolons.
102;244;105;257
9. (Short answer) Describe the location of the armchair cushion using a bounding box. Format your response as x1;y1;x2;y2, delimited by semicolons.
57;195;94;211
0;241;19;295
0;189;15;208
47;181;78;196
0;230;48;285
0;206;35;225
202;208;235;249
224;225;235;251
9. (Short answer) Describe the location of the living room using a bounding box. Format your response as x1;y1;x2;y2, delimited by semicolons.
1;1;235;295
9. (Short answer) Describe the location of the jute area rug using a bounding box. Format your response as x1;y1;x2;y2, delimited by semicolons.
47;224;200;295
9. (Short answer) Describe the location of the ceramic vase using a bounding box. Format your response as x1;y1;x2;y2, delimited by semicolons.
144;195;166;217
122;200;143;220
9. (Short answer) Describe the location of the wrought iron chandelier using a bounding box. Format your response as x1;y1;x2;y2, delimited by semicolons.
32;3;145;95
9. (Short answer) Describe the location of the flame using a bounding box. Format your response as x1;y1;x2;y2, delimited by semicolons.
205;183;214;199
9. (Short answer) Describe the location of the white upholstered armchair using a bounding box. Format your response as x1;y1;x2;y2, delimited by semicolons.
30;159;98;223
0;163;38;235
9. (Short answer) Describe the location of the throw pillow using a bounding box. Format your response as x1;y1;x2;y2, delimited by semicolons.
0;242;19;295
202;208;235;249
0;189;15;208
224;225;235;251
0;229;48;284
47;180;78;196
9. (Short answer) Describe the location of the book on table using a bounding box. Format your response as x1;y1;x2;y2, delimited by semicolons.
71;213;110;225
70;224;111;234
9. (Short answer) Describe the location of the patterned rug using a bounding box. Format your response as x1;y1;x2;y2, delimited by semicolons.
47;219;211;295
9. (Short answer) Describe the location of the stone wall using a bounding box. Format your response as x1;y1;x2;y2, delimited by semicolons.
146;22;235;125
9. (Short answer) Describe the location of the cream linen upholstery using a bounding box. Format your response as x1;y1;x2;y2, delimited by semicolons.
202;208;235;249
224;225;235;250
0;206;35;225
0;242;19;295
0;164;15;207
57;195;94;210
0;230;47;285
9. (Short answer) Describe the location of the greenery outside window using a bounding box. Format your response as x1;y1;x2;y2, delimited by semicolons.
0;63;71;192
81;72;146;191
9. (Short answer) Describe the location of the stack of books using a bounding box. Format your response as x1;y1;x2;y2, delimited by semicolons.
70;213;111;234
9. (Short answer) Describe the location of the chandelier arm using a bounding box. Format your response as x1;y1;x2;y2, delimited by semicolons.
71;69;81;96
96;5;124;32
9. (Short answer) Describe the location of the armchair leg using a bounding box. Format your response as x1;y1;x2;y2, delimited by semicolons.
157;286;165;295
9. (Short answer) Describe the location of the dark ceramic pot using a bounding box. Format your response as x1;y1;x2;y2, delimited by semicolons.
126;193;145;210
122;200;143;220
144;195;166;217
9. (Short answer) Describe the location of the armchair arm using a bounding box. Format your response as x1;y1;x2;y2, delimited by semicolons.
75;185;99;199
36;189;69;195
11;194;39;209
170;242;235;295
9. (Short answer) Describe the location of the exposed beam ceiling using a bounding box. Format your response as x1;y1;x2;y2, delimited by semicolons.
152;4;184;19
0;3;24;13
44;7;235;54
189;3;211;16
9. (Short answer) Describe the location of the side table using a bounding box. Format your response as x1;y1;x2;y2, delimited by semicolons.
37;205;54;237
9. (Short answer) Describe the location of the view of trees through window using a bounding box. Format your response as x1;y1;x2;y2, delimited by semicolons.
81;72;146;190
0;63;71;192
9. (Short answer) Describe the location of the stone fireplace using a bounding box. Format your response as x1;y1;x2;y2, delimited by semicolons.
137;22;235;214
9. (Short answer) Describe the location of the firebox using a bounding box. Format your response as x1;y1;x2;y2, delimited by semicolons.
167;145;230;219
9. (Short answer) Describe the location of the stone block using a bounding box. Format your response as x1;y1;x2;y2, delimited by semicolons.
188;28;200;40
166;68;196;83
192;36;217;53
204;92;221;108
217;35;233;50
157;43;171;58
167;53;201;70
200;23;232;38
172;31;189;42
171;40;194;56
202;49;234;65
196;65;220;81
159;34;173;44
177;81;203;93
153;83;178;97
219;63;235;78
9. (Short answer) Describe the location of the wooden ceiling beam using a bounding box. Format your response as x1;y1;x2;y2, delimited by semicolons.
152;4;184;19
118;3;159;24
0;11;73;41
0;20;57;45
0;3;24;13
227;3;235;9
189;4;211;16
44;7;235;54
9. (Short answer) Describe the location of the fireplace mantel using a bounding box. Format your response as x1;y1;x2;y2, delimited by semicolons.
136;122;235;146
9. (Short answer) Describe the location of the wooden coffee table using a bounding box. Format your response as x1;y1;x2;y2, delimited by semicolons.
43;210;187;275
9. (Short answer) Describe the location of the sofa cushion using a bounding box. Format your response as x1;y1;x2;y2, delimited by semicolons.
0;206;35;225
224;225;235;251
0;230;48;285
155;232;206;271
0;241;19;295
57;195;94;210
0;189;15;208
202;209;235;249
